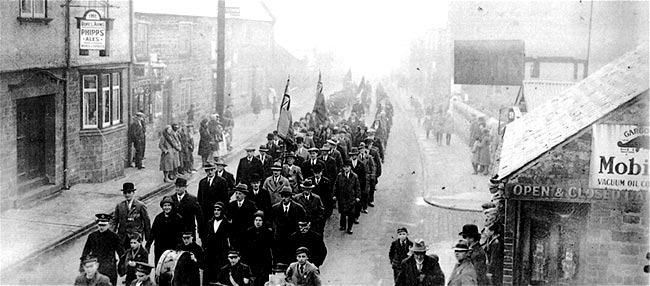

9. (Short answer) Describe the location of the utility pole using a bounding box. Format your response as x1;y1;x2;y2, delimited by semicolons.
584;0;594;78
216;0;226;116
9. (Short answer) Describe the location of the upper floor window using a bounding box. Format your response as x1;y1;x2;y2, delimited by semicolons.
20;0;46;18
179;23;192;57
82;71;122;129
83;0;109;17
135;23;149;61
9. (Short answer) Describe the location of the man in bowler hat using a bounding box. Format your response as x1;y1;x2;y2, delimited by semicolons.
113;182;151;249
460;224;489;285
172;178;205;242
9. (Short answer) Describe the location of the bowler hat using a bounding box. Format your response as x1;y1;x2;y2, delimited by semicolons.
459;224;480;237
280;186;293;197
295;246;310;256
121;182;136;192
245;147;256;152
234;183;249;195
175;178;188;187
349;147;359;155
134;262;154;274
296;136;304;143
159;196;174;208
452;240;470;252
271;162;283;170
300;179;315;189
320;146;330;151
411;239;428;253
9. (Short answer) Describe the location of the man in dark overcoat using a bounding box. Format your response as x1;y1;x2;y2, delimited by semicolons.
270;187;306;264
128;112;146;169
396;239;445;286
301;147;325;179
333;160;360;234
349;147;366;220
248;175;272;217
319;146;338;181
236;147;264;187
257;145;274;179
309;165;333;220
214;157;236;195
288;221;327;267
113;182;151;249
197;161;229;220
292;179;325;234
203;202;233;286
242;211;273;286
325;140;343;172
226;183;258;249
171;178;205;242
81;214;124;286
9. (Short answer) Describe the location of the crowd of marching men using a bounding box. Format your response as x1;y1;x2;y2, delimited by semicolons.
76;99;395;286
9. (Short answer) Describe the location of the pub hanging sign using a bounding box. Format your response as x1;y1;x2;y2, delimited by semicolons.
589;124;649;191
76;10;112;56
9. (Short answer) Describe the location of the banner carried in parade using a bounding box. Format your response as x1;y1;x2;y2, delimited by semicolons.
276;76;292;137
589;124;649;191
312;72;328;126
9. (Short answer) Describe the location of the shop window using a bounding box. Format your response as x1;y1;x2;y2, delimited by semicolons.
82;71;122;129
179;23;192;57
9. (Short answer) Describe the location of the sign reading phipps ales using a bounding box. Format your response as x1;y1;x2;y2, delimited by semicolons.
590;124;649;191
454;40;525;86
79;10;105;50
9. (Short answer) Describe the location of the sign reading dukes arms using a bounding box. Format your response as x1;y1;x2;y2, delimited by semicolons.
589;124;649;191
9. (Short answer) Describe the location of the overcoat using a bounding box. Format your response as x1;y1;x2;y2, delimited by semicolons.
81;229;123;285
447;259;478;286
159;132;181;171
333;172;360;214
350;159;366;195
204;217;233;279
242;225;274;283
292;193;324;228
301;159;325;180
171;193;205;240
263;175;291;205
236;157;264;185
217;170;236;194
389;238;413;269
226;199;258;247
308;176;333;218
113;199;151;243
319;155;338;181
258;154;275;179
288;230;327;267
396;254;445;286
146;211;183;262
478;135;491;166
197;175;230;219
248;187;273;217
198;124;213;158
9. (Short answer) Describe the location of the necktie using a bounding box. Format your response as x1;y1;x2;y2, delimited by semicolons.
284;205;289;214
300;265;304;274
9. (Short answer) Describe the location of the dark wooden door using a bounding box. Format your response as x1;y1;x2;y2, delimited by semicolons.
16;96;49;183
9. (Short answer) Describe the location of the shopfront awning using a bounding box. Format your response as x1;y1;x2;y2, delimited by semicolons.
496;43;649;180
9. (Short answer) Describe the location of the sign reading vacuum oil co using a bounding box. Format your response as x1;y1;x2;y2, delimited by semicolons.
590;124;649;191
79;10;106;50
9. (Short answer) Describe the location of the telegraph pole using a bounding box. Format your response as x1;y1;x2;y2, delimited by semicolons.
216;0;226;116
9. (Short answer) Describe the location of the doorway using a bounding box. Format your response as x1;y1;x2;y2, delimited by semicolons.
16;95;55;189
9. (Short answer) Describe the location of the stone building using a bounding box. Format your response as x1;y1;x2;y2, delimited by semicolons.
0;0;133;210
494;44;649;285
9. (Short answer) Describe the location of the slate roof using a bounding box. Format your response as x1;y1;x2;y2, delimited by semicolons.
496;43;649;180
134;0;274;22
522;80;575;111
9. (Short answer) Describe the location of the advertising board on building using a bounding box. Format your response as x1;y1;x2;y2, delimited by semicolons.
590;124;649;191
454;40;525;86
79;10;106;50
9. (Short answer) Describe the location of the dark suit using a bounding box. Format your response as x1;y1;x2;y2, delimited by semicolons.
216;262;253;286
389;238;413;282
248;187;272;217
197;175;229;220
128;119;146;168
350;159;366;217
266;141;282;162
81;229;124;286
270;201;306;264
258;154;274;179
333;172;360;231
329;149;343;172
369;147;382;178
288;230;327;267
226;199;258;249
217;170;236;195
320;155;338;181
242;225;273;286
113;199;151;246
171;193;205;241
293;193;324;233
203;217;232;286
309;176;333;219
301;158;325;179
396;254;445;286
236;157;264;186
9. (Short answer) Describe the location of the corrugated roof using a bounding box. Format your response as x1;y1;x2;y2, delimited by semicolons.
134;0;274;22
522;80;575;110
497;43;649;180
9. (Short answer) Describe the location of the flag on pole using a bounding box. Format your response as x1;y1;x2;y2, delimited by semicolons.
276;76;292;137
312;71;328;126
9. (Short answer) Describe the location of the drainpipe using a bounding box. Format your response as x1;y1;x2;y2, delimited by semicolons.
62;0;71;189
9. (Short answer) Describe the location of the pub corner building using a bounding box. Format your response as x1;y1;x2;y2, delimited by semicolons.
1;2;132;211
490;42;649;285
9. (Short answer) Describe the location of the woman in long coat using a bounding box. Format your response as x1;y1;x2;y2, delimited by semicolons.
145;196;183;263
160;125;181;182
198;119;213;165
478;129;492;175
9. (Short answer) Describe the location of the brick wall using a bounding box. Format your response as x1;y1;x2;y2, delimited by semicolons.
0;74;18;211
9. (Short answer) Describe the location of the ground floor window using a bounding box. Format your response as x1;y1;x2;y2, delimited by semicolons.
82;71;123;129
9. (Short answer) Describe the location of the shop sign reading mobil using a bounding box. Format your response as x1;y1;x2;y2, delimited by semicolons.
590;124;649;191
79;10;106;50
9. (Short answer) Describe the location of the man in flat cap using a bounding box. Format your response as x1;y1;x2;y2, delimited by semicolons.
81;214;123;286
113;182;151;250
237;147;264;188
74;255;111;286
389;227;413;283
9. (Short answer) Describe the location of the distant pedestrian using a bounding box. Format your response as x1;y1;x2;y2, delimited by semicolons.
113;182;151;249
395;239;445;286
128;112;146;169
81;214;123;286
187;104;195;125
199;119;214;165
179;123;195;173
484;223;504;286
118;233;149;286
470;135;481;174
459;224;489;285
389;227;413;283
146;196;183;263
285;247;322;286
447;240;478;286
74;255;111;286
333;160;360;235
223;104;234;151
160;125;181;182
478;129;492;175
251;92;261;118
442;112;454;146
208;114;224;156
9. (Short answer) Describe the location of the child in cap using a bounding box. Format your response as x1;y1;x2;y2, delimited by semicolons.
118;233;149;285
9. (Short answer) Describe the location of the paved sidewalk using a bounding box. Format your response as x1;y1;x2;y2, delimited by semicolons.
398;94;492;212
0;93;313;273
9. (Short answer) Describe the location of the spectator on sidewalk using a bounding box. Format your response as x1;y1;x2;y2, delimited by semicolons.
285;247;322;286
118;233;149;286
160;125;181;182
171;178;205;243
478;129;492;175
395;239;445;286
128;112;146;169
179;123;195;174
223;104;234;151
448;240;478;286
442;111;454;146
484;223;504;286
81;214;123;286
198;119;214;166
146;196;183;263
113;182;151;249
470;135;481;175
459;224;489;285
389;227;413;284
209;114;224;157
74;255;111;286
187;104;195;126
